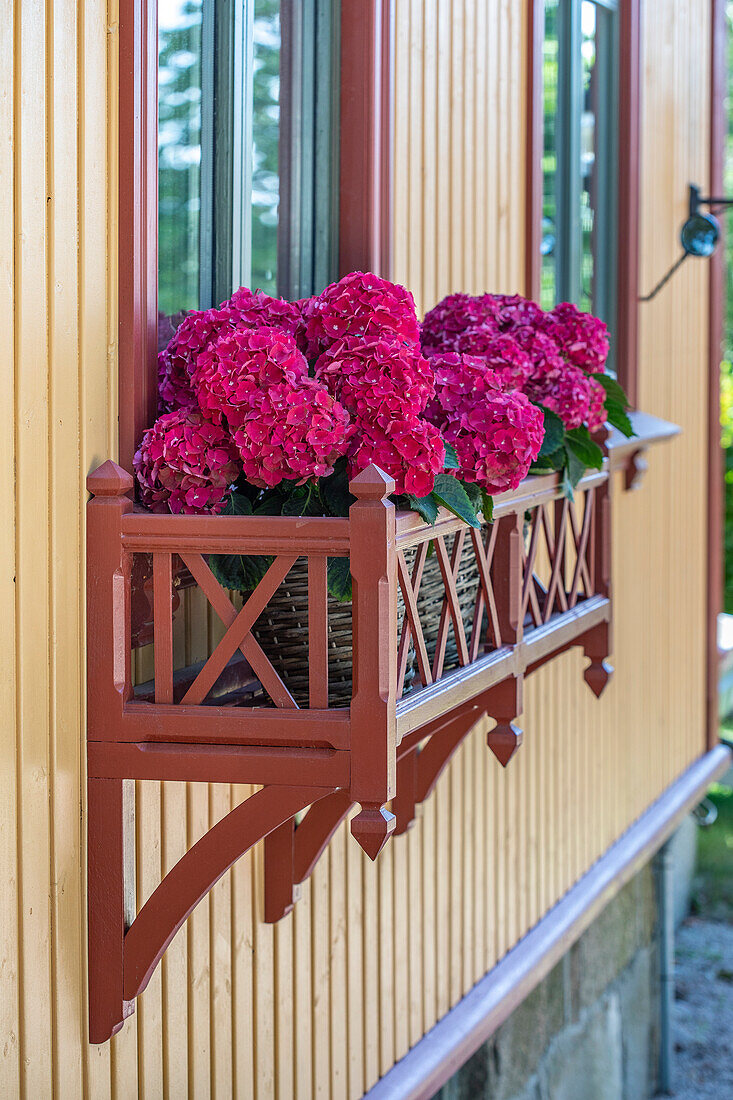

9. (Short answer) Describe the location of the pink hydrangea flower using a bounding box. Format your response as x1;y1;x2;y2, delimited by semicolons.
587;376;608;433
158;289;305;411
524;363;595;431
133;409;241;514
192;327;309;428
487;293;545;333
231;378;353;489
313;334;434;425
420;293;499;354
452;330;533;389
423;352;504;426
347;415;445;498
443;390;544;494
303;271;421;357
541;302;610;372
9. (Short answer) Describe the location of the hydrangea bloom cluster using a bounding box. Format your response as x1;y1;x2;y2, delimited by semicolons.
303;271;421;358
133;409;241;515
158;288;305;412
424;353;544;492
347;416;445;498
314;335;434;423
232;377;353;488
444;393;544;494
420;291;610;433
540;302;609;373
192;327;309;426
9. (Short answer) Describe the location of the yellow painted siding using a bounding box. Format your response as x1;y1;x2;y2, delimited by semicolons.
0;0;712;1095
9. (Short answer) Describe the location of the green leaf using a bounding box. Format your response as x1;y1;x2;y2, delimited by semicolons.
564;443;587;490
443;441;460;470
595;373;631;409
406;493;439;524
536;405;566;457
565;426;604;470
320;459;354;517
223;491;253;516
561;467;575;502
207;554;248;591
431;474;481;529
479;488;494;523
605;399;635;438
530;445;566;473
461;480;482;511
207;552;273;593
327;556;352;603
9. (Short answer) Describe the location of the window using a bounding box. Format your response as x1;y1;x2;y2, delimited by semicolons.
119;0;391;471
541;0;619;350
157;0;340;326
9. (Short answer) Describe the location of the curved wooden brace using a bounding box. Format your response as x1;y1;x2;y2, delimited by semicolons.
123;784;335;1000
294;789;355;883
264;789;355;923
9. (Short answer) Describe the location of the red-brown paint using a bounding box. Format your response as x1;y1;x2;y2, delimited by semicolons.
339;0;393;278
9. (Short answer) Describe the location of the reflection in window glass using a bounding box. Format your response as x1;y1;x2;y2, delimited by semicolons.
158;0;204;317
541;0;559;310
579;1;596;312
158;1;282;318
541;0;617;347
252;1;281;295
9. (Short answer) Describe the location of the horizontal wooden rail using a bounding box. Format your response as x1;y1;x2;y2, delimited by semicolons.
86;451;622;1042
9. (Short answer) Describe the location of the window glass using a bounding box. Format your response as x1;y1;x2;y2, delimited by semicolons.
541;0;560;310
158;0;204;317
541;0;618;344
251;2;281;294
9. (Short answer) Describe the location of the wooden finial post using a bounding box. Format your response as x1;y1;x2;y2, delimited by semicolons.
348;464;397;860
584;473;614;697
86;461;135;1042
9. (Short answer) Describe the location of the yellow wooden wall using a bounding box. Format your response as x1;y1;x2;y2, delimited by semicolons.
0;0;712;1095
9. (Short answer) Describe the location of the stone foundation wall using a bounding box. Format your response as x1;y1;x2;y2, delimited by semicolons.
435;860;662;1100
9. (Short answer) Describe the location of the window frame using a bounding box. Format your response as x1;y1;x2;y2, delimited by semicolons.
118;0;393;473
526;0;640;405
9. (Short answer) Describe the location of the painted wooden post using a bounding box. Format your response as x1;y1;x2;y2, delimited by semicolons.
584;476;614;697
86;461;135;1042
348;464;397;859
493;512;523;646
488;511;524;764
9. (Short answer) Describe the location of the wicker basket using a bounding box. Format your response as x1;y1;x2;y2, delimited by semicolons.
251;532;483;706
251;560;415;707
414;541;482;674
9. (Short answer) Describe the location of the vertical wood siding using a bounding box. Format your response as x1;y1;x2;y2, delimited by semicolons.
0;0;712;1094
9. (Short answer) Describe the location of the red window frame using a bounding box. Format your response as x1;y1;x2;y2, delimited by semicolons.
117;0;393;473
525;0;641;407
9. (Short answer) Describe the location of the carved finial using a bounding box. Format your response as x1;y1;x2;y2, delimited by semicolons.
87;461;134;497
351;804;396;860
487;721;523;767
584;658;614;698
349;463;395;500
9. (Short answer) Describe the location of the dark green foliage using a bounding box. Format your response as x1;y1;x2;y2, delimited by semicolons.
430;475;481;528
537;406;565;457
327;557;352;603
443;441;460;469
565;426;604;470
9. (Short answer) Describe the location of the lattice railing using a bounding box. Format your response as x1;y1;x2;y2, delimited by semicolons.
86;458;612;1042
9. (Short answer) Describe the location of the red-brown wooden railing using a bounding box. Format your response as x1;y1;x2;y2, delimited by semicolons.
86;458;612;1042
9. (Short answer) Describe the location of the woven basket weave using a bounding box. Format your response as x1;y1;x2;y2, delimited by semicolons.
414;544;481;674
251;560;414;707
251;534;483;706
